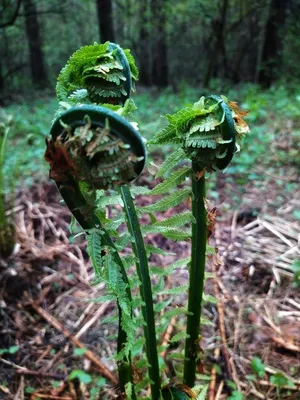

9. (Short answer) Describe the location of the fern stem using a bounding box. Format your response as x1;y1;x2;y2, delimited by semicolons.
57;176;136;399
120;184;161;400
183;169;207;387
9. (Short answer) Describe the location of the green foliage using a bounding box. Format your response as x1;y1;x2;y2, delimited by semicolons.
292;259;300;287
152;95;249;173
227;390;244;400
56;42;138;107
270;373;295;389
0;109;15;257
150;166;191;195
251;356;265;378
86;229;103;276
142;188;191;212
0;346;19;356
69;370;92;384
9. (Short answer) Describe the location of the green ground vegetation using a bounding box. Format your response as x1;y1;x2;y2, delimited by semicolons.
3;82;300;192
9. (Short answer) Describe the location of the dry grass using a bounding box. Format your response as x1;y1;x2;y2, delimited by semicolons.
0;173;299;399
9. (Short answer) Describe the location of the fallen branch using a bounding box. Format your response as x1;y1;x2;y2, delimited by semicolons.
16;369;65;380
270;335;300;353
29;301;118;385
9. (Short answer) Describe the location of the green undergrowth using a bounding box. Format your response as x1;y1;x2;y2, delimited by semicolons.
3;82;300;190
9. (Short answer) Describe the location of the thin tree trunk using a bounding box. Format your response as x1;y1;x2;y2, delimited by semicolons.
258;0;287;86
96;0;115;42
151;0;168;86
138;0;151;86
24;0;48;88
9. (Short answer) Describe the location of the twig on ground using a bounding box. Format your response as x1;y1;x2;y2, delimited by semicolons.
239;381;271;400
16;369;65;380
270;335;300;353
14;375;24;400
75;302;110;339
208;346;220;400
29;301;118;385
30;395;72;400
214;380;224;400
212;252;233;383
160;315;177;359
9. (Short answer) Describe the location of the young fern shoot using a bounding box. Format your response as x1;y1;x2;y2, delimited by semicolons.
44;39;250;400
45;42;143;398
151;95;249;389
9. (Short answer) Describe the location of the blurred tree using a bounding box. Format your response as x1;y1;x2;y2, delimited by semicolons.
258;0;289;86
0;0;22;28
138;0;151;85
151;0;168;86
24;0;48;88
96;0;115;42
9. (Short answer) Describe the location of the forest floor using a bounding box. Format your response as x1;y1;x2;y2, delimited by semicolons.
1;85;300;399
0;165;299;400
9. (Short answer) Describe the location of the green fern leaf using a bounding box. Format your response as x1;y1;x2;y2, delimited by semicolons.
202;294;218;304
152;211;194;228
149;123;180;145
150;166;190;195
162;307;191;319
150;257;190;276
142;188;191;213
86;229;103;276
123;49;139;81
96;190;123;208
156;148;188;178
196;384;209;400
168;352;185;360
142;225;191;241
145;244;175;257
160;285;189;295
169;331;190;343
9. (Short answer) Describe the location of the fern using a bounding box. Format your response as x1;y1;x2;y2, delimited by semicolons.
150;166;191;195
86;229;103;276
156;148;188;178
151;211;194;228
142;188;191;212
169;332;189;343
56;42;138;106
142;225;191;241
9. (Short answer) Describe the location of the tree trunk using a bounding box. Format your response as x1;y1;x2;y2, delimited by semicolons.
96;0;115;43
24;0;48;88
151;0;168;86
138;0;151;86
258;0;288;86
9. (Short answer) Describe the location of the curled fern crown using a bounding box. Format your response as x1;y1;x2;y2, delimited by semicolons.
45;43;145;190
151;94;249;173
56;41;139;107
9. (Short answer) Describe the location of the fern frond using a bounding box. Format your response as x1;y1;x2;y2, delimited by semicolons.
123;49;139;81
162;307;190;319
150;257;190;276
169;331;189;343
159;285;189;295
152;211;194;228
145;244;175;257
86;229;103;276
150;166;190;195
96;190;123;208
103;252;136;357
156;148;188;178
149;123;180;145
142;188;191;213
142;225;191;241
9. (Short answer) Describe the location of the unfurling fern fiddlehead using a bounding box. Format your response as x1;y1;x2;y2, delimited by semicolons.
45;42;143;398
151;94;249;389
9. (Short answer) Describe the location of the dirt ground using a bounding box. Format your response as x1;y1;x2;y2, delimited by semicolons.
0;166;299;400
